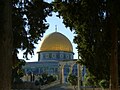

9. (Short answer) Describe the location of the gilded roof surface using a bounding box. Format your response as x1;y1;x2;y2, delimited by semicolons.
39;32;73;52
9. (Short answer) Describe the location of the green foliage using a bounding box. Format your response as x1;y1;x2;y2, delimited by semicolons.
68;73;77;86
12;0;53;59
47;75;56;84
84;74;96;86
53;0;120;84
38;73;56;85
99;79;109;89
35;80;40;86
12;60;26;84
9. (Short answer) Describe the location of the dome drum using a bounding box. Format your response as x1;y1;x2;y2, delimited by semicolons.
38;51;74;61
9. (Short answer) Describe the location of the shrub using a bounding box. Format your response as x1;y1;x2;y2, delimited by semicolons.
99;79;109;89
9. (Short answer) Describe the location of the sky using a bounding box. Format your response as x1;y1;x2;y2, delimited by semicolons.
18;1;78;62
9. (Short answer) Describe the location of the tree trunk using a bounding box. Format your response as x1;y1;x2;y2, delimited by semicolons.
0;0;12;90
109;17;119;90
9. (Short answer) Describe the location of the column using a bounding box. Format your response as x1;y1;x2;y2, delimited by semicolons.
59;63;65;84
59;65;62;84
61;66;64;83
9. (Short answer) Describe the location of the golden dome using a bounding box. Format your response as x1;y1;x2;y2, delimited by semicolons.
39;32;73;52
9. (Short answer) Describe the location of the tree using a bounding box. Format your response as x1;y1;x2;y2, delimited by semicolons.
0;0;53;90
68;73;77;90
53;0;120;90
0;0;12;90
12;0;53;59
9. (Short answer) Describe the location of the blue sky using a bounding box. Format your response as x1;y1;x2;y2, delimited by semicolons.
18;1;78;62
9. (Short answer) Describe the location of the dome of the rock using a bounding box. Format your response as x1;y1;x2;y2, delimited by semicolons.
39;32;73;52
